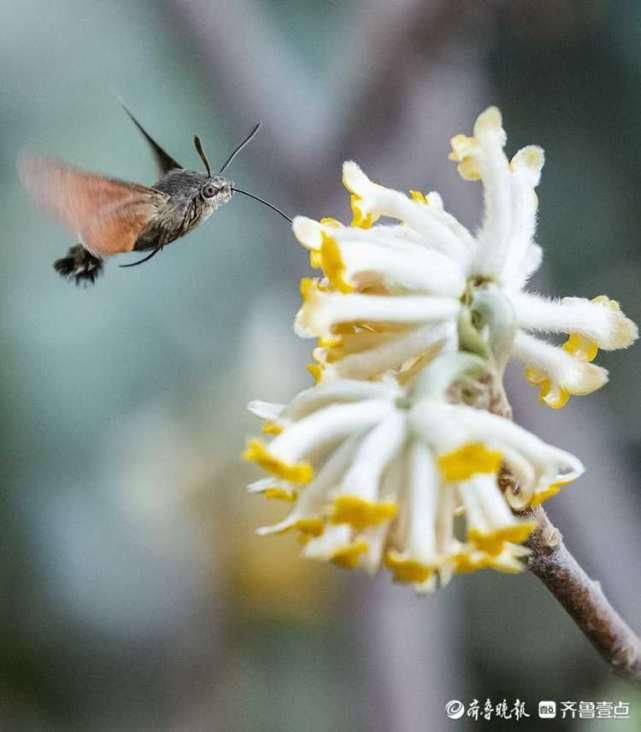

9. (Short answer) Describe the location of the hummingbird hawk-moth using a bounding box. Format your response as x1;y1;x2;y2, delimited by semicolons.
18;104;291;285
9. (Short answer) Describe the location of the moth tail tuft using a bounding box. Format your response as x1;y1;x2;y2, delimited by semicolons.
54;245;104;286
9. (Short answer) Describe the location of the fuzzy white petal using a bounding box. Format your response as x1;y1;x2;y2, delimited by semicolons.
513;293;638;349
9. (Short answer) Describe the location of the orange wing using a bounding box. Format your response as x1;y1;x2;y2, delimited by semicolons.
18;154;166;256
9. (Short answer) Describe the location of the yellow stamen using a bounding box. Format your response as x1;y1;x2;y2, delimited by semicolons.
448;133;474;161
563;333;598;363
243;439;313;485
300;277;315;301
437;442;502;482
320;232;354;293
329;495;398;530
456;157;482;181
452;550;491;574
530;476;575;507
320;216;343;229
272;517;324;539
594;294;620;310
296;518;324;536
262;421;283;436
409;189;429;204
264;487;297;503
309;250;322;269
307;362;323;383
385;550;434;584
448;134;481;180
524;367;570;409
529;484;560;507
467;522;536;556
318;335;343;349
349;195;378;229
331;538;369;569
323;345;344;364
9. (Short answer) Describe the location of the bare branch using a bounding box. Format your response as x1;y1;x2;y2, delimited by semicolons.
524;505;641;684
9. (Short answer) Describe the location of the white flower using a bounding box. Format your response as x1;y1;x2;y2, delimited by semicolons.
293;107;637;408
243;372;583;592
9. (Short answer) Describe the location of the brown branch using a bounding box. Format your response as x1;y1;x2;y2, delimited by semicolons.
491;384;641;685
523;505;641;684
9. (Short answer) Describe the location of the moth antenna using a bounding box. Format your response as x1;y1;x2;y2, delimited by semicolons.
218;122;261;174
193;136;212;177
231;187;292;223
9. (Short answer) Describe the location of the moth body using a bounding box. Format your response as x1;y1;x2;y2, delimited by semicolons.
17;104;273;286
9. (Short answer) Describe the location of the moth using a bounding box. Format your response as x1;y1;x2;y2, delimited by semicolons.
18;105;290;285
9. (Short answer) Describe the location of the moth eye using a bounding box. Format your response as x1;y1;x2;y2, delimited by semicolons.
203;184;217;198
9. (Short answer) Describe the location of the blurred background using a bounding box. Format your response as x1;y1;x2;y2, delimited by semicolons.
2;1;641;729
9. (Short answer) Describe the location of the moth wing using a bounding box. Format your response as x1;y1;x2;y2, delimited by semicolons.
18;154;167;256
118;102;182;176
82;200;162;255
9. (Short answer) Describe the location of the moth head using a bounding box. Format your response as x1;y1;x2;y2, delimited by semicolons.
192;125;290;223
201;176;233;204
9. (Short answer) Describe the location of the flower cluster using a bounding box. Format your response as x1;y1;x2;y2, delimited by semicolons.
244;107;637;591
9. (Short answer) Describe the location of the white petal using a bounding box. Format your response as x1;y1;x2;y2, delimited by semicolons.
295;288;460;339
317;322;456;383
331;236;466;297
521;243;543;283
403;440;440;564
513;293;638;350
459;474;515;531
294;216;422;253
342;161;474;263
513;330;608;395
336;411;407;501
359;524;388;575
408;401;470;453
268;399;393;464
303;524;352;561
472;108;514;277
247;400;285;420
292;216;326;250
450;404;585;486
281;380;399;422
500;146;544;287
247;477;289;494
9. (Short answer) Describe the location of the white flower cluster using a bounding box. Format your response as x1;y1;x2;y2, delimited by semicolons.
244;107;637;591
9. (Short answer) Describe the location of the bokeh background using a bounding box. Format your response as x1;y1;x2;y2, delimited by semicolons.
2;1;641;730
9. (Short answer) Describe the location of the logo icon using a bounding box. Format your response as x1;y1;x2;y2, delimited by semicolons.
538;701;557;719
445;700;465;720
